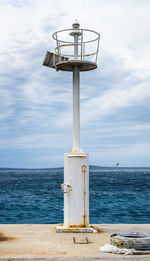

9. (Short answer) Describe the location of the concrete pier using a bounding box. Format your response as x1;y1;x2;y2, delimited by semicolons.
0;224;150;260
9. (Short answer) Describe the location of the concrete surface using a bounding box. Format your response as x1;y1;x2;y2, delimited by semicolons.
0;224;150;260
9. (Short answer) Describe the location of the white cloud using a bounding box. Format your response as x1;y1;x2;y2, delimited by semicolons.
90;122;150;138
0;0;150;166
81;81;150;124
0;132;67;149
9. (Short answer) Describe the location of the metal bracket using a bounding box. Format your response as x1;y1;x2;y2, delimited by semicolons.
82;165;86;173
73;237;92;244
61;183;72;193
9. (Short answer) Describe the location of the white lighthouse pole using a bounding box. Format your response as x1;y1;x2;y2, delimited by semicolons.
61;22;90;231
43;21;101;233
73;66;80;151
72;24;80;152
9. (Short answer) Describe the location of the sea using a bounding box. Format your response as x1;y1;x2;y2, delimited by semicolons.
0;166;150;224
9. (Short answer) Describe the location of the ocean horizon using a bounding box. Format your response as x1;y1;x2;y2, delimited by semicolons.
1;165;150;169
0;166;150;224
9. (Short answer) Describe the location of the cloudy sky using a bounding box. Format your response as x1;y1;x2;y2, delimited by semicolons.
0;0;150;168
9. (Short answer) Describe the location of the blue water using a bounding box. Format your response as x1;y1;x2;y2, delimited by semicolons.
0;166;150;224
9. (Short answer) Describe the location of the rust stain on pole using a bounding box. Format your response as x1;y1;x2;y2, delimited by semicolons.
82;164;87;227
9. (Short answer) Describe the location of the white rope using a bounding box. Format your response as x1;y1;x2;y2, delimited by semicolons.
100;244;150;255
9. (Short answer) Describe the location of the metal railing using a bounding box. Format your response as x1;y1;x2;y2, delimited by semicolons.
52;28;100;64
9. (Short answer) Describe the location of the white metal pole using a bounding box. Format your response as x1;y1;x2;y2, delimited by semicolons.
72;29;80;152
73;66;80;151
74;35;78;60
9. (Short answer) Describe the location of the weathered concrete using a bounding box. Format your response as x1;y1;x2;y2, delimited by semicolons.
0;224;150;260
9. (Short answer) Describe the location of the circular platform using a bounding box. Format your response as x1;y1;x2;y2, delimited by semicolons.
56;60;97;72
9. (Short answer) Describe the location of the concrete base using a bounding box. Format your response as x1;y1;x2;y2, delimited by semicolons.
56;225;97;233
0;224;150;260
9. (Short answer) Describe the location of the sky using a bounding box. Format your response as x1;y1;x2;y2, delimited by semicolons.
0;0;150;168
